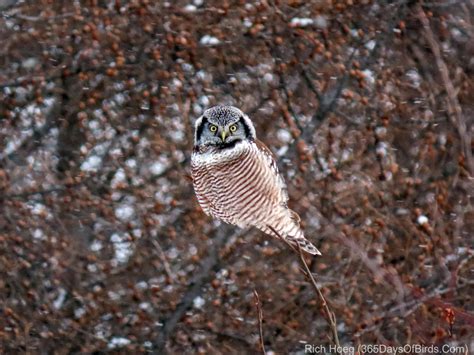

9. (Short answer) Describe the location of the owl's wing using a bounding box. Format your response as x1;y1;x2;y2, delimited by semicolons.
254;139;289;205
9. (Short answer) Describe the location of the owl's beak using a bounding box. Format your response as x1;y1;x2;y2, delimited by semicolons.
220;130;228;142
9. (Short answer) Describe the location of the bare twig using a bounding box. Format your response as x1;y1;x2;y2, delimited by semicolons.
10;12;75;21
150;239;176;282
297;247;341;352
253;289;267;355
266;225;340;350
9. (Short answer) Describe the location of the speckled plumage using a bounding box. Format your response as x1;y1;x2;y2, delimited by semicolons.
191;106;321;255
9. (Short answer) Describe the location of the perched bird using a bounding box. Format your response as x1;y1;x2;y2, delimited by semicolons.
191;105;321;255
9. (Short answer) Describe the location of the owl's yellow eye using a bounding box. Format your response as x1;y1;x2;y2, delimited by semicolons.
209;125;218;132
229;124;238;132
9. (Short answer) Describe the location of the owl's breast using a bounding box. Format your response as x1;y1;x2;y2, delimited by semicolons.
191;141;249;215
191;140;287;228
191;141;250;198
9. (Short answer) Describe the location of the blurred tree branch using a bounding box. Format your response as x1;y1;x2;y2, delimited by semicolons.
156;225;240;352
253;289;267;355
417;4;473;177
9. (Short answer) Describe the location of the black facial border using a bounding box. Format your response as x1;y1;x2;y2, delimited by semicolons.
239;116;252;139
195;116;208;142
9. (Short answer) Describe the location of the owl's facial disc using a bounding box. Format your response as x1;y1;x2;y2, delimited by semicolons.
194;106;256;149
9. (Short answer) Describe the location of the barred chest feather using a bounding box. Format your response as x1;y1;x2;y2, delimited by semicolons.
191;140;288;228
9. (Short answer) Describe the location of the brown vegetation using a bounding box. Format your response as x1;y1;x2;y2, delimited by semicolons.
1;0;473;353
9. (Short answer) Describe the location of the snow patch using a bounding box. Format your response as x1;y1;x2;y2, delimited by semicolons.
22;58;38;70
108;337;131;349
184;4;197;12
406;69;421;88
365;40;376;51
115;205;135;221
111;168;126;188
376;142;388;157
32;228;46;240
375;126;387;138
290;18;313;27
199;95;210;107
276;129;292;143
362;69;375;86
417;215;429;225
243;18;253;28
263;72;274;83
167;248;179;260
314;15;327;29
200;35;220;45
81;155;102;172
125;158;137;169
53;288;67;310
110;233;133;264
90;240;103;252
74;307;86;318
30;203;48;216
150;157;170;175
139;302;151;311
193;296;205;309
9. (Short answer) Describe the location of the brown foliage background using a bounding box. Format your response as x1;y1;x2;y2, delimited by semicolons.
1;0;473;353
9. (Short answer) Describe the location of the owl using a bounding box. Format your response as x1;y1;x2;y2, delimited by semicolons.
191;105;321;255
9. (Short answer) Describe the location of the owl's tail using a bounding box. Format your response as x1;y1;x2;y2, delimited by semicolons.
264;224;321;256
287;236;322;255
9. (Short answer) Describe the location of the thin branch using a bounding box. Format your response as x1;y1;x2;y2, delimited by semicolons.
253;289;267;355
301;69;323;103
267;225;340;350
423;0;467;8
297;247;341;352
150;239;176;282
9;11;75;21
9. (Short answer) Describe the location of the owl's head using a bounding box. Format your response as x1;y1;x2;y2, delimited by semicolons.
194;106;256;148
